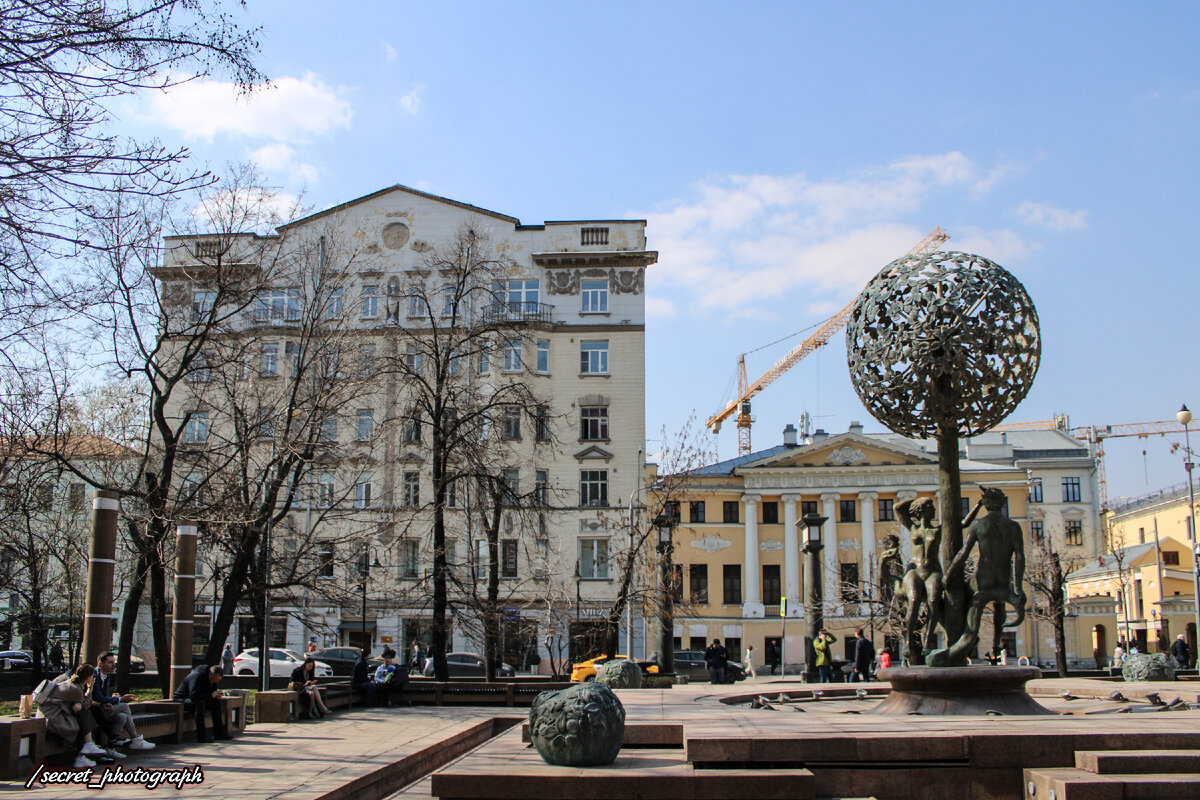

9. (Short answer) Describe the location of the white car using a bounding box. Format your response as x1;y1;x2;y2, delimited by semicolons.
232;648;332;678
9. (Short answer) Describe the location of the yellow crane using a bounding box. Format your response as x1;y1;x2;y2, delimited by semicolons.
707;227;950;456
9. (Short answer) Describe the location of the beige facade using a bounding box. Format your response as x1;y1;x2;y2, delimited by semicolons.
159;185;654;667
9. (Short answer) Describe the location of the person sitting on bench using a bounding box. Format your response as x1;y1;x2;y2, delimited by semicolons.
172;664;232;742
351;650;379;707
290;656;330;719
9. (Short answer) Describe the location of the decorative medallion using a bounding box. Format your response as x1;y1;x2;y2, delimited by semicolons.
690;535;732;554
828;446;867;465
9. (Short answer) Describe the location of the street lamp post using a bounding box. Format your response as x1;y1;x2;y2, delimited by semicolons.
801;510;827;681
358;547;382;656
573;560;581;663
655;514;677;676
1177;404;1200;662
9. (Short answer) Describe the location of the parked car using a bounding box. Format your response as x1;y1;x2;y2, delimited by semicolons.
109;647;146;673
421;652;515;678
570;654;660;682
232;648;332;678
672;650;746;684
308;646;383;677
0;651;33;670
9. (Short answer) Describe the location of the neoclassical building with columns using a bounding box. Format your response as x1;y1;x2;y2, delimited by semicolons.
657;422;1096;670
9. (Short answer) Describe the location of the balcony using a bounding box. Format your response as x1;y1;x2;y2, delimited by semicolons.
481;301;555;325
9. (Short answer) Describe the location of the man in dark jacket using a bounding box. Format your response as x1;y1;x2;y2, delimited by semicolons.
851;628;875;682
172;665;230;742
1171;634;1191;669
351;651;379;707
704;639;729;685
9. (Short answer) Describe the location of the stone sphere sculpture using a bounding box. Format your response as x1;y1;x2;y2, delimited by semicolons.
845;251;1041;438
528;682;625;766
1121;653;1176;682
596;659;642;689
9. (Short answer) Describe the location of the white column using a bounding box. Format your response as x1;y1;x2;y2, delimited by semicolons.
858;492;878;590
742;494;764;618
896;490;918;565
782;494;802;616
820;492;840;617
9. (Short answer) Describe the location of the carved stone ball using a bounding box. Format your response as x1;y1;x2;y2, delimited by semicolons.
528;682;625;766
596;659;642;689
1121;653;1177;682
846;251;1040;438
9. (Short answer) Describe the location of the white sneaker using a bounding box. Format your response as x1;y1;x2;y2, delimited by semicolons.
128;735;155;750
80;741;106;756
105;749;126;760
73;755;97;768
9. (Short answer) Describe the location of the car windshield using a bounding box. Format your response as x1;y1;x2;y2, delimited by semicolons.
279;650;304;661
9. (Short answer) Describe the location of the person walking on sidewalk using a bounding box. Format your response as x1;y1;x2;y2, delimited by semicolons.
813;629;837;683
744;644;757;678
851;628;874;682
704;639;729;685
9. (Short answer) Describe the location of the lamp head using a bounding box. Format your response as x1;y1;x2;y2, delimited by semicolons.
1179;404;1193;426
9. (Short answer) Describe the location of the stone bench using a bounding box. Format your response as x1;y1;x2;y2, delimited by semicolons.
253;683;366;722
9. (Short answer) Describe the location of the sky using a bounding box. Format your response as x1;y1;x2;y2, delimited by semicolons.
118;1;1200;503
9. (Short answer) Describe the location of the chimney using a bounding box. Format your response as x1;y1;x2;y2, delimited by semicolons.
783;424;798;447
849;420;864;434
812;428;829;443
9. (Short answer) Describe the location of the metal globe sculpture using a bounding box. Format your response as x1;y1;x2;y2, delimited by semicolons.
845;250;1040;438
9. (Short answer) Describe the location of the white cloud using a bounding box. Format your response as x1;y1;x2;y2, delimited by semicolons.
641;153;1030;319
140;72;352;143
247;143;319;186
382;41;397;62
1015;201;1089;231
398;85;423;115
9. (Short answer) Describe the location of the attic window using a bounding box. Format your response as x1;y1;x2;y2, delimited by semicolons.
581;227;608;246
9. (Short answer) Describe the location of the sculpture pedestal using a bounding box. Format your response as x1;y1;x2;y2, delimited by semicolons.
872;665;1053;716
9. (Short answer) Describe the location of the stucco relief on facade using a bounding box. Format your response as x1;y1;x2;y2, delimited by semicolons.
827;446;867;465
744;473;932;490
546;268;644;295
580;518;610;533
690;535;733;554
758;539;783;552
837;538;861;552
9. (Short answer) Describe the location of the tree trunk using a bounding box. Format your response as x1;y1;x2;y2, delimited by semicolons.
149;553;172;697
430;438;449;681
203;524;259;664
115;542;150;693
1052;553;1068;677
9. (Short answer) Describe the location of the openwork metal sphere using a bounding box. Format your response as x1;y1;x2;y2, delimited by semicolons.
845;251;1040;438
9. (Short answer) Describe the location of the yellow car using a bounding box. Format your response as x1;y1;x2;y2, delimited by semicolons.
570;654;659;682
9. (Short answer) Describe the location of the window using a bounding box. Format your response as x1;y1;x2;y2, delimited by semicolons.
723;564;742;605
186;351;212;383
580;227;608;246
762;564;781;605
68;483;87;511
474;540;487;579
501;539;518;578
690;564;709;603
321;346;341;380
356;409;374;441
408;293;428;319
581;279;608;313
503;339;522;371
192;291;216;323
402;413;422;444
1065;519;1083;546
256;288;300;323
1062;477;1082;503
1163;550;1180;566
448;348;462;376
535;537;549;578
502;406;521;440
840;499;857;523
689;501;706;523
1029;482;1043;503
534;405;550;441
801;500;818;517
402;472;419;508
536;339;550;373
260;343;279;377
320;415;337;443
502;469;520;505
579;538;609;579
723;501;739;524
399;539;419;578
355;473;373;508
580;406;608;440
534;470;549;506
446;478;457;508
442;284;455;317
326;288;344;319
478;344;490;375
506;279;539;308
183;411;210;444
317;543;335;579
284;341;302;376
1030;520;1044;542
361;285;379;319
840;563;860;602
961;496;972;520
1138;526;1146;545
761;501;779;525
580;341;608;374
404;343;423;375
878;498;894;522
664;500;682;524
255;416;275;441
317;473;335;508
579;470;608;507
359;345;376;377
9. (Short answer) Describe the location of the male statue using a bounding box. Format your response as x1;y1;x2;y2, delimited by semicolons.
936;487;1026;665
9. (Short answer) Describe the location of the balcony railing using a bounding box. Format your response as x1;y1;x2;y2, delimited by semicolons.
481;301;555;325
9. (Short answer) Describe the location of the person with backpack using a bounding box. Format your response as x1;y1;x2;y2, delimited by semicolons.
374;648;409;706
38;664;116;768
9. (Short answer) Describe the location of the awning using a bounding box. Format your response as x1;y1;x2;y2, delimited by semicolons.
337;621;377;632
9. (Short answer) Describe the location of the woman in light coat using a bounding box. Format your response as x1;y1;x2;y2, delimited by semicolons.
39;664;108;768
744;645;757;678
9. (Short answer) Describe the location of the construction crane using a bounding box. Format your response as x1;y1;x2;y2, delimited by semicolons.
707;227;950;456
987;417;1189;511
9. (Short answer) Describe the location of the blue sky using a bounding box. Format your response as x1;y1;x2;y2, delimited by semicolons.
121;2;1200;502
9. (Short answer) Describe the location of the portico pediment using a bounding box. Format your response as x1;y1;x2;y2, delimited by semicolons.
573;444;614;462
738;432;936;471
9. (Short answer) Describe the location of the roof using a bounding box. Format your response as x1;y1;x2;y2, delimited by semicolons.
1068;542;1157;580
277;184;521;230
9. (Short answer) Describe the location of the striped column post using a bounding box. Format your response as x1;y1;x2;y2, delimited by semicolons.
169;521;199;698
81;490;120;668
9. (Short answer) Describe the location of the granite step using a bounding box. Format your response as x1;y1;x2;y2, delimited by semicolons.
1074;750;1200;775
1023;767;1200;799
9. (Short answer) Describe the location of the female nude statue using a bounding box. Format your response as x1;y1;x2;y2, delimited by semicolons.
896;497;944;662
